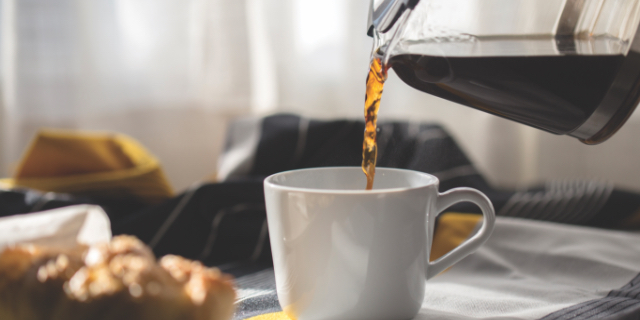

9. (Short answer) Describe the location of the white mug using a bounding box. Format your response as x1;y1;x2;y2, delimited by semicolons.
264;167;495;320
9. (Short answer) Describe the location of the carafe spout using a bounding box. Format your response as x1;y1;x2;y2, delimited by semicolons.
367;0;420;36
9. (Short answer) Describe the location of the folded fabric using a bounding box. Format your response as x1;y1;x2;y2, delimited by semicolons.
0;204;111;250
113;181;271;267
235;216;640;320
1;129;173;205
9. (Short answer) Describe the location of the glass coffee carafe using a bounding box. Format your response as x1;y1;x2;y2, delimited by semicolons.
368;0;640;144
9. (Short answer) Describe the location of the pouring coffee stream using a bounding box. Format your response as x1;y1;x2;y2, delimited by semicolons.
361;2;411;190
362;0;640;189
362;56;388;190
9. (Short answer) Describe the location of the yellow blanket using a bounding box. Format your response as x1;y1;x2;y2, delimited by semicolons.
0;130;173;204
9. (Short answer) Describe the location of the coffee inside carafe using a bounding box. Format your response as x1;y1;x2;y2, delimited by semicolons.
389;54;627;135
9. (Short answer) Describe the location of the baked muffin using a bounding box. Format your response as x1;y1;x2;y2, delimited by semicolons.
0;235;235;320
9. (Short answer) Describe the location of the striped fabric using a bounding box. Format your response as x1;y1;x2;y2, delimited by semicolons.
498;180;614;224
218;114;640;228
540;273;640;320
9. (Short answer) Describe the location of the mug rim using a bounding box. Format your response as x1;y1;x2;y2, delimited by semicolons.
264;166;438;194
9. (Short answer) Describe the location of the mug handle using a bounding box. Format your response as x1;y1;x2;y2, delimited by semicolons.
426;187;496;280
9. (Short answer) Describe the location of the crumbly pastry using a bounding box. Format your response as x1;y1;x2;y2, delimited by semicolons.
0;235;236;320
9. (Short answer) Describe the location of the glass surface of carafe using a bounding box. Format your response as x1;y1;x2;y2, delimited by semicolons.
369;0;640;144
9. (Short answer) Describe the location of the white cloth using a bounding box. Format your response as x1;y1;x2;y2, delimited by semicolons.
418;217;640;320
0;205;112;250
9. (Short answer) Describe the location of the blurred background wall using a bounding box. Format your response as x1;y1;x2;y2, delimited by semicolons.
0;0;639;192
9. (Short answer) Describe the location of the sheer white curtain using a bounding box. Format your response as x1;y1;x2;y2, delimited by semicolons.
1;0;639;191
0;0;253;189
